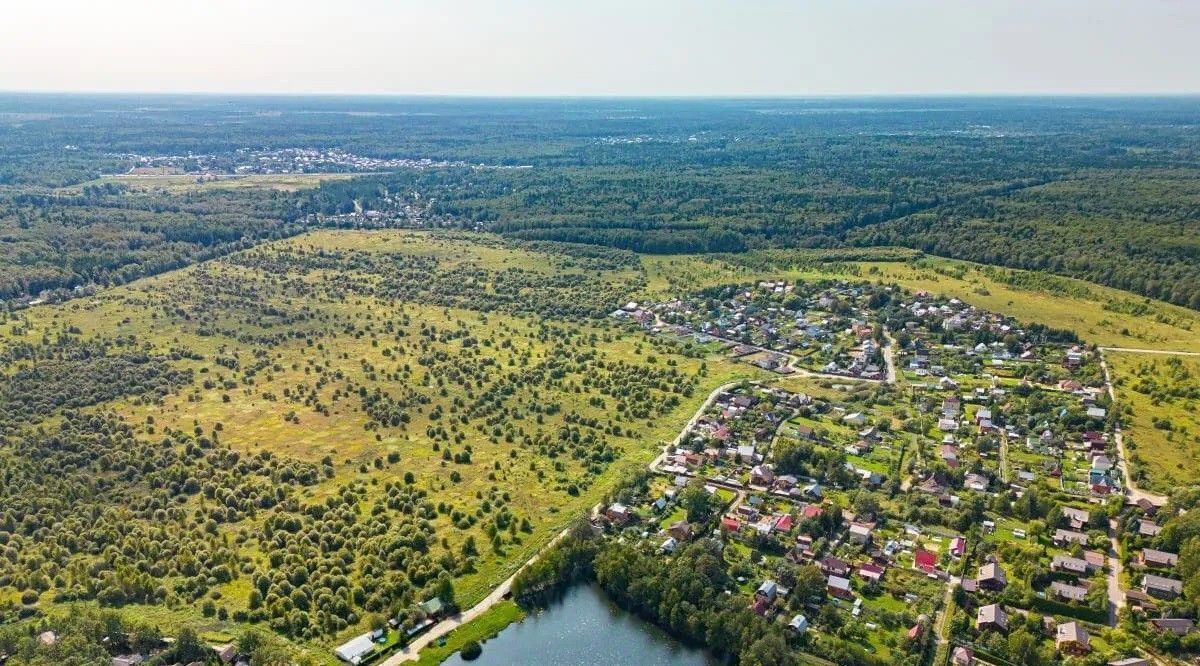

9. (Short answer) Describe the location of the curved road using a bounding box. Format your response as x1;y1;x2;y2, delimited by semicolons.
379;507;595;665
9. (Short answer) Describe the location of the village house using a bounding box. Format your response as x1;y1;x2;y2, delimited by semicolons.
848;522;872;546
964;473;988;492
1143;574;1183;599
1053;529;1089;547
794;424;817;440
1051;555;1092;575
1056;621;1090;656
951;646;974;665
1051;581;1089;602
1107;658;1149;666
756;579;780;602
1140;548;1178;569
914;549;938;572
820;555;851;577
1061;506;1090;530
1149;618;1195;636
667;520;692;542
827;574;853;599
843;412;867;426
606;503;633;525
750;464;775;487
977;562;1007;591
976;604;1008;632
943;396;961;418
1139;519;1163;538
334;633;377;665
859;563;885;584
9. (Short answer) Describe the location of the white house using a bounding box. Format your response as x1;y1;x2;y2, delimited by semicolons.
334;633;376;664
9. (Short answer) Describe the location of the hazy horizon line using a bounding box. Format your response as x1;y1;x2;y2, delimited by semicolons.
3;89;1200;100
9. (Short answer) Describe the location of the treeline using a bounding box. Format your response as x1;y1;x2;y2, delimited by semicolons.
507;226;749;254
512;528;886;666
850;170;1200;310
0;187;304;304
297;162;1200;311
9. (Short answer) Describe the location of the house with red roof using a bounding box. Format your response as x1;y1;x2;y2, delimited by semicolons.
859;563;885;583
914;549;938;572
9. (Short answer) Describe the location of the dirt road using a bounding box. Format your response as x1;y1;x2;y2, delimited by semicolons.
1097;350;1169;506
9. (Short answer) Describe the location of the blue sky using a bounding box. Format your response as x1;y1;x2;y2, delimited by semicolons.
2;0;1197;95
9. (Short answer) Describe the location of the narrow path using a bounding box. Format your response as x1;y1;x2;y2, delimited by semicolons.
934;575;959;647
998;431;1010;484
379;517;581;665
1099;346;1200;357
882;329;900;385
1106;520;1126;627
1097;350;1169;506
651;380;749;472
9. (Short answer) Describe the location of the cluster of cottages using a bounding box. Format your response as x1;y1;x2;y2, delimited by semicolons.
121;147;489;176
642;281;888;380
1018;425;1119;497
738;517;929;645
899;293;1087;373
658;389;809;488
972;602;1093;657
911;370;1116;501
332;597;447;664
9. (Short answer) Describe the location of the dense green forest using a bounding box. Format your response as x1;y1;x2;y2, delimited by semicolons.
0;184;302;302
2;94;1199;309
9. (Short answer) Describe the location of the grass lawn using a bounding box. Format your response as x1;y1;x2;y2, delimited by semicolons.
1106;351;1200;492
413;601;526;666
0;230;758;662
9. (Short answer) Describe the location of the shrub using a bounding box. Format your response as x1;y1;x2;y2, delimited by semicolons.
460;639;482;660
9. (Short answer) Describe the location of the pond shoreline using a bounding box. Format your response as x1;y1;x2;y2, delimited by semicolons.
439;583;718;666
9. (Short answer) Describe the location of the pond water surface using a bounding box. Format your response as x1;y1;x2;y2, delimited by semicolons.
442;583;719;665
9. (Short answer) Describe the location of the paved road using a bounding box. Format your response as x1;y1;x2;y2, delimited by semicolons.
1098;350;1169;506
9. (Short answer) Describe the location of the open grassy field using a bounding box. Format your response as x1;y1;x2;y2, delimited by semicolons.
91;172;361;193
1105;351;1200;492
5;230;1198;663
0;229;759;663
